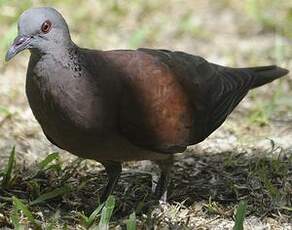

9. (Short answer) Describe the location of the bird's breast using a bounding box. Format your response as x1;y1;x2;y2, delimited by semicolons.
25;56;116;152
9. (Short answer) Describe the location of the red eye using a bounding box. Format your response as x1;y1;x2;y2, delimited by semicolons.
41;20;52;33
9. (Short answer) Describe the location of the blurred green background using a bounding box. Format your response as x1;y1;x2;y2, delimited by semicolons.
1;0;292;65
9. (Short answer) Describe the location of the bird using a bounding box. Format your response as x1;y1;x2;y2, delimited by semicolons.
5;7;289;202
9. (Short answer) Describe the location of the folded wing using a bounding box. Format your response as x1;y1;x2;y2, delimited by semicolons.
115;48;287;153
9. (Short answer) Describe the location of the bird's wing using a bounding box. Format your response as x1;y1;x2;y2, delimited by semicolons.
107;49;256;153
137;49;256;144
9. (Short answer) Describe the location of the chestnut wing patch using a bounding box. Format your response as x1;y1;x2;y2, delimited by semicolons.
118;49;255;153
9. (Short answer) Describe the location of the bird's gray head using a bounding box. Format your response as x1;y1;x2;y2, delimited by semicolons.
6;7;72;61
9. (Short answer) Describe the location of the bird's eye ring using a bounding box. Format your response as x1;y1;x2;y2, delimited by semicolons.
41;20;52;33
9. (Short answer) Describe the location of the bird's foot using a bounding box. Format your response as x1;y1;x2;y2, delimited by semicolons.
152;157;173;202
99;161;122;203
152;171;169;202
99;188;111;204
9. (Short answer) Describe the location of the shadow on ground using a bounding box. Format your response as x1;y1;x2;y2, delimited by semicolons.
1;145;290;228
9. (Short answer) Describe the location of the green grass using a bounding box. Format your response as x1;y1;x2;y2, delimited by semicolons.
12;196;41;229
0;148;139;228
0;145;290;228
1;0;292;63
233;201;247;230
1;147;16;188
126;212;137;230
244;0;292;37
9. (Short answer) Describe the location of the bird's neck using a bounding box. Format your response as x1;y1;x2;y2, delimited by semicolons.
29;41;80;67
29;42;84;81
30;40;78;59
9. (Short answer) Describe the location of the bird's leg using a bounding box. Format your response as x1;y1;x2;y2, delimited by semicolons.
100;161;122;203
153;156;174;202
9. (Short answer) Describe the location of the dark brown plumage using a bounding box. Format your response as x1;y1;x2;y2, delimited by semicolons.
6;7;289;201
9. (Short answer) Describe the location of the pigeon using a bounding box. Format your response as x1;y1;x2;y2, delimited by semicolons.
5;7;289;202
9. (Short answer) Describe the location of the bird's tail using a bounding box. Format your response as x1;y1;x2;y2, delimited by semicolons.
245;65;289;89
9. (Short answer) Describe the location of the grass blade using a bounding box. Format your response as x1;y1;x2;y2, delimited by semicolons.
98;195;115;230
10;204;21;230
79;213;89;228
126;212;136;230
12;196;35;224
87;203;103;226
1;147;16;188
233;200;247;230
79;202;104;228
30;185;71;205
38;152;59;170
280;206;292;212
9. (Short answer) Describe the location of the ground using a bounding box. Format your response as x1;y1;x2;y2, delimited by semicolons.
0;1;291;229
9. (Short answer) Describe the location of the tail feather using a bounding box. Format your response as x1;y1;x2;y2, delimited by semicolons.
245;65;289;89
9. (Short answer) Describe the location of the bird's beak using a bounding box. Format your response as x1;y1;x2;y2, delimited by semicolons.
5;35;32;61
